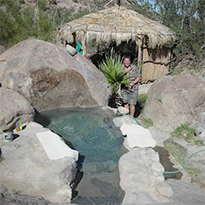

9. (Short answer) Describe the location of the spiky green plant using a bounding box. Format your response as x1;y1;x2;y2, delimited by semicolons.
99;49;129;94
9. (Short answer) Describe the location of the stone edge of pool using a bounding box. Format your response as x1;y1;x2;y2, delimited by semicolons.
0;106;173;204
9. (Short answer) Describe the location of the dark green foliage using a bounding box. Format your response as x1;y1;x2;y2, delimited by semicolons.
0;0;92;48
18;0;25;4
137;94;147;109
98;49;129;94
0;10;16;46
38;0;47;12
155;0;205;61
0;1;38;47
0;0;53;47
132;0;205;70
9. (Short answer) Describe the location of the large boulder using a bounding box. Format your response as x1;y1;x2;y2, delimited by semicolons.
119;148;173;204
0;122;77;203
0;39;110;112
0;88;34;133
143;75;205;132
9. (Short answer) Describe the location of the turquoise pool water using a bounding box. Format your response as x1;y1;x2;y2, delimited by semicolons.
37;107;125;172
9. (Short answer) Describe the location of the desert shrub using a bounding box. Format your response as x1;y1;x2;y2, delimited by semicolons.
171;124;203;146
137;93;147;109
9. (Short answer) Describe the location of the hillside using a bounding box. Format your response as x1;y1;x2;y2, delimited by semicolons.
22;0;132;13
0;0;134;48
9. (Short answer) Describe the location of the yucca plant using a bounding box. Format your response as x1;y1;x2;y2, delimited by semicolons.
99;49;129;94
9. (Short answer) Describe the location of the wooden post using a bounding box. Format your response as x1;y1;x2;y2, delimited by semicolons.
137;37;144;76
81;32;87;57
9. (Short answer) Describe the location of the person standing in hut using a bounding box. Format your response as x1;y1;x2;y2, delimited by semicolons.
120;56;141;117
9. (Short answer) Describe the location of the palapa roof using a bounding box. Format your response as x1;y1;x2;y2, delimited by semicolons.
59;6;176;49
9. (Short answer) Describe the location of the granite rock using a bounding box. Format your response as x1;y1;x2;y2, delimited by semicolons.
0;88;34;133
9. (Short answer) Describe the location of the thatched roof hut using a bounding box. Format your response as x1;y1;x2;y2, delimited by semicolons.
56;6;176;82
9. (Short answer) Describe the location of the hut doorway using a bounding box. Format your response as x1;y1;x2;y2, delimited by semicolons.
89;40;138;68
89;40;140;111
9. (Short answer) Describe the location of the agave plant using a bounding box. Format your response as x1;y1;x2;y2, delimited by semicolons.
99;49;129;94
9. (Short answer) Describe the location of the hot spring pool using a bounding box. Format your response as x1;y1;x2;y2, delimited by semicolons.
36;107;126;173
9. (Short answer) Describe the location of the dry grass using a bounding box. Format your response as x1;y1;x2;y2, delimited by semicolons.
59;6;176;49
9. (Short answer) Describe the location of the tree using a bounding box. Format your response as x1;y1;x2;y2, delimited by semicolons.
0;0;92;48
0;0;55;47
0;0;38;47
152;0;204;65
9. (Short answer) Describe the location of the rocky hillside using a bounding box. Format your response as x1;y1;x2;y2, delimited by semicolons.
23;0;132;13
0;0;135;48
23;0;87;12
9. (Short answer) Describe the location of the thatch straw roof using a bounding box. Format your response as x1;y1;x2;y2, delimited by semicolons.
58;6;176;50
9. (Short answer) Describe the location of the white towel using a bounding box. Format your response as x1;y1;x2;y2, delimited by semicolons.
36;131;78;161
120;124;156;150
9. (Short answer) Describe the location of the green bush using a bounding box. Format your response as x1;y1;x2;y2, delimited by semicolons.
171;124;194;140
171;124;203;146
0;1;39;47
137;93;147;108
0;0;92;48
38;12;54;41
98;49;129;94
38;0;47;11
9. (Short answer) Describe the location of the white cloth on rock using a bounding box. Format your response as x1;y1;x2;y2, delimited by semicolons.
120;124;156;149
37;131;79;161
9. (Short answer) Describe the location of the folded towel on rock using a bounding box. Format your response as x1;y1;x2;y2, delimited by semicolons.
120;124;156;150
36;131;78;161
